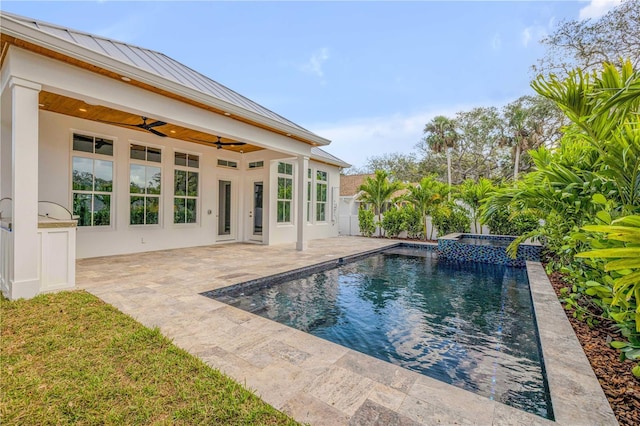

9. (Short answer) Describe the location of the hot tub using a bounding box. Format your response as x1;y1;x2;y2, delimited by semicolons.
437;233;541;267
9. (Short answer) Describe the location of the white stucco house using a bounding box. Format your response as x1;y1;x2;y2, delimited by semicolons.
0;12;349;300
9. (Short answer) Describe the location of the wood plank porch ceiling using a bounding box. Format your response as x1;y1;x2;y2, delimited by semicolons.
39;91;262;153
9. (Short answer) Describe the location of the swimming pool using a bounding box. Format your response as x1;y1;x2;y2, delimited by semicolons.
206;246;552;419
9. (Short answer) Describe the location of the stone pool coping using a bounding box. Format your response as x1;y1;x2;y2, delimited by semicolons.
76;237;617;425
527;261;617;425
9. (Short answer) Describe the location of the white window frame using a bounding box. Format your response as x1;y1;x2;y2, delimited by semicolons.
248;160;264;170
217;158;238;169
315;169;329;223
173;150;200;225
129;142;163;227
277;161;294;224
307;168;312;223
70;130;116;229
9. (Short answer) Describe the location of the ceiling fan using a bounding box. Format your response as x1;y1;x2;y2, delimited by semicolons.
191;135;247;150
98;116;168;137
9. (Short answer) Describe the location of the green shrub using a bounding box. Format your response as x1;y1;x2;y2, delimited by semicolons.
403;205;424;239
358;207;375;237
432;204;470;237
486;208;539;236
381;207;405;238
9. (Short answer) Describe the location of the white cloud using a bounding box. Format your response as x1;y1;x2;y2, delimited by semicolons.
307;108;462;169
521;25;548;48
491;34;502;51
522;28;532;47
579;0;622;20
301;47;330;78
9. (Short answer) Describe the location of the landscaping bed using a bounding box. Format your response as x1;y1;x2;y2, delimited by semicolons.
548;272;640;426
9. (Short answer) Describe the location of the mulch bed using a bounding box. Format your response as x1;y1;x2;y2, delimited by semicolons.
547;271;640;426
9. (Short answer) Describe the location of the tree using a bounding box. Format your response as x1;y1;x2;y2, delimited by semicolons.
532;60;640;213
535;0;640;76
452;107;505;181
483;61;640;373
344;152;424;182
419;116;459;195
404;175;441;240
357;170;404;236
501;100;541;181
457;178;494;234
500;95;567;181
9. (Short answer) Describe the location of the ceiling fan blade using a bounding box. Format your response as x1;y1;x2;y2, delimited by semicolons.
189;136;245;147
145;120;167;128
217;141;247;146
147;128;168;137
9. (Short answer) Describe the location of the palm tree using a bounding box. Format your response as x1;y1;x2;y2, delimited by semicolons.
501;101;543;181
423;116;459;196
357;170;403;237
405;176;449;240
457;178;494;234
404;176;438;241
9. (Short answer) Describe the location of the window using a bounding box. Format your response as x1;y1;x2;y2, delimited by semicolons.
316;170;328;222
174;152;199;224
129;144;161;225
71;133;114;227
277;162;293;223
248;161;264;169
217;159;237;169
307;168;312;222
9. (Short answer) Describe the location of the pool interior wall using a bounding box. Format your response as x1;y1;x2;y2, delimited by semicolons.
204;243;553;419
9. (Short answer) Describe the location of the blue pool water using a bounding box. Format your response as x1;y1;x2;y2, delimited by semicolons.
457;236;513;247
212;247;552;419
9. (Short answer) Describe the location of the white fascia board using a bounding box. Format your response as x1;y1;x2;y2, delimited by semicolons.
0;14;331;147
310;156;351;169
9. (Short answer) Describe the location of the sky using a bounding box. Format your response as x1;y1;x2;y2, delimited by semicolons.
1;0;623;168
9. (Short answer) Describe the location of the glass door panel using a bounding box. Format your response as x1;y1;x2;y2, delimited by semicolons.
218;180;232;236
253;182;263;235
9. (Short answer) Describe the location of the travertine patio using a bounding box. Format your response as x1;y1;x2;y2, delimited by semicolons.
77;236;617;425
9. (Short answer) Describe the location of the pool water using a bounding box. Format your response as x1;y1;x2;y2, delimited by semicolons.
216;247;552;419
457;236;513;247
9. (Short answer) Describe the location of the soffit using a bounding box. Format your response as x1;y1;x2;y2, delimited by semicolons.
40;91;262;153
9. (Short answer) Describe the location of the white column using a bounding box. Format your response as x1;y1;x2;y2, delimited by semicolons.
9;77;41;299
296;155;309;251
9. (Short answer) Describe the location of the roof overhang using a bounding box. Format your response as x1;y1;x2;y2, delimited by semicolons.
0;12;331;148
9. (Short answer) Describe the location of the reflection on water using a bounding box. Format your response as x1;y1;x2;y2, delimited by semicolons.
225;249;552;419
457;236;513;247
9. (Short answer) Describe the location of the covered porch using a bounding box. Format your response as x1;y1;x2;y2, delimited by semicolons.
1;11;347;300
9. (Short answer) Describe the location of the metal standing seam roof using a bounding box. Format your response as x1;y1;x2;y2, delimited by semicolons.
2;11;312;134
311;147;351;168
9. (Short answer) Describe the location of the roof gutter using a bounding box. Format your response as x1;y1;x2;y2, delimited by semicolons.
0;13;331;147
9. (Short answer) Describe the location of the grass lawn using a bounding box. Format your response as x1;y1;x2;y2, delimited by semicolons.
0;290;299;425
